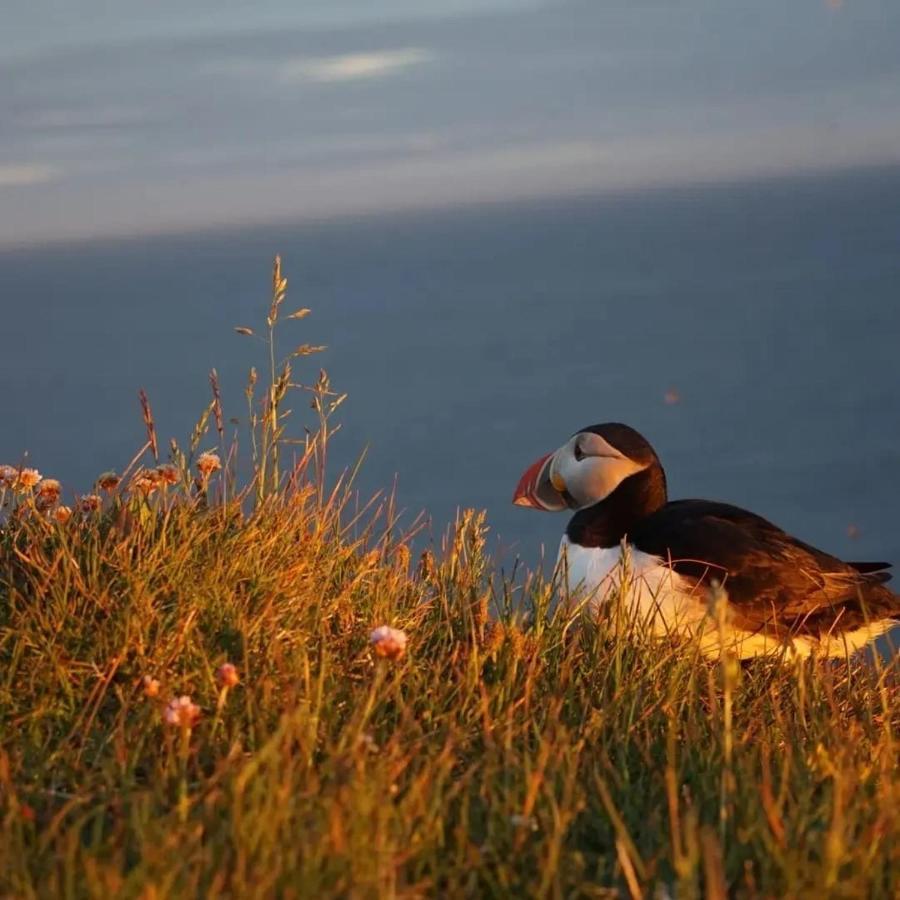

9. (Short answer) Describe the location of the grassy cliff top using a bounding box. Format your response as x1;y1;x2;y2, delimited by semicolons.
1;259;897;898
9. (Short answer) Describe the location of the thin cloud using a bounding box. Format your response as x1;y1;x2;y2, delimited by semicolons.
0;164;59;188
24;106;149;131
280;48;432;83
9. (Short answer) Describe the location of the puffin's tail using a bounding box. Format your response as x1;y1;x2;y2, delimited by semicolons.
848;561;893;584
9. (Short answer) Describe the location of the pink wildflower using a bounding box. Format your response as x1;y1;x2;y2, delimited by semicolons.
217;663;240;688
80;494;102;514
195;452;221;478
369;625;409;660
14;468;41;490
97;471;121;492
164;696;200;728
53;506;73;524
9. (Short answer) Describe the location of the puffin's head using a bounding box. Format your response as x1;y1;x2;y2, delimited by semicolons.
512;423;665;512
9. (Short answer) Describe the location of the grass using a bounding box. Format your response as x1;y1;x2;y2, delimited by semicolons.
1;259;898;898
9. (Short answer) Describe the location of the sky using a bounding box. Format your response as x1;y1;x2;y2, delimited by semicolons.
2;0;900;246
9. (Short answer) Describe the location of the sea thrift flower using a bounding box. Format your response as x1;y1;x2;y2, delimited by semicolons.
369;625;408;660
36;478;61;502
143;676;161;698
97;471;121;492
14;468;41;490
195;452;222;478
53;505;73;524
35;479;62;512
216;663;240;688
155;464;179;486
129;471;158;497
164;695;200;728
0;465;17;488
80;494;102;514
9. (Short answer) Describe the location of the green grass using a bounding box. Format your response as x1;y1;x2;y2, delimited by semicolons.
1;259;897;898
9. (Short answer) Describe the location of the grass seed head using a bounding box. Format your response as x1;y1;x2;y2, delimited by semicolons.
417;550;436;581
392;544;411;574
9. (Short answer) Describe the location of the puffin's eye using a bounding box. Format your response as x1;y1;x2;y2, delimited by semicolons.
573;441;585;462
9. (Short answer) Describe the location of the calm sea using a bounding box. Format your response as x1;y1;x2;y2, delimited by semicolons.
2;168;900;608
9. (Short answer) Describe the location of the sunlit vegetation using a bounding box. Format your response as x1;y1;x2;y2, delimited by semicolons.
1;260;897;898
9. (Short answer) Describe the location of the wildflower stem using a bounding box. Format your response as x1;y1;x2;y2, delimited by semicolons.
211;686;229;741
178;724;191;824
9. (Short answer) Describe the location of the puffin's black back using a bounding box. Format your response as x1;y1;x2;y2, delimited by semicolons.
630;499;899;635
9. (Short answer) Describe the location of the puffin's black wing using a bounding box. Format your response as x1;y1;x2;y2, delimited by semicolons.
629;500;898;636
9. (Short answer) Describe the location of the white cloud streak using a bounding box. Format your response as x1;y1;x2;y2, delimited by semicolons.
6;124;900;247
280;48;432;83
0;164;59;188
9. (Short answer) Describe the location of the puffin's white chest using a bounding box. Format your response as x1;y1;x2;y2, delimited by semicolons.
555;536;706;636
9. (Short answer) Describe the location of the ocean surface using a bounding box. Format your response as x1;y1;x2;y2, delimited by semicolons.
2;167;900;614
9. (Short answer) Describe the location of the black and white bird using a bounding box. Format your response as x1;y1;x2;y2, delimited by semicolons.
512;422;899;659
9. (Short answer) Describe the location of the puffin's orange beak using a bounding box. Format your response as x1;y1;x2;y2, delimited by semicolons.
512;452;567;511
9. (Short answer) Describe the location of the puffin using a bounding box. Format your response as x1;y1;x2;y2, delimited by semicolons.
512;422;899;659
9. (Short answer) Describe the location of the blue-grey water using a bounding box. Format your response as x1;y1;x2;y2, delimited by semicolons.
2;168;900;599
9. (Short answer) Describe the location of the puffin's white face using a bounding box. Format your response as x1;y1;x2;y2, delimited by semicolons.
513;430;648;511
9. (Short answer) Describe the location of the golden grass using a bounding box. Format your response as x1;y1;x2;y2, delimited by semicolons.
0;258;897;898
